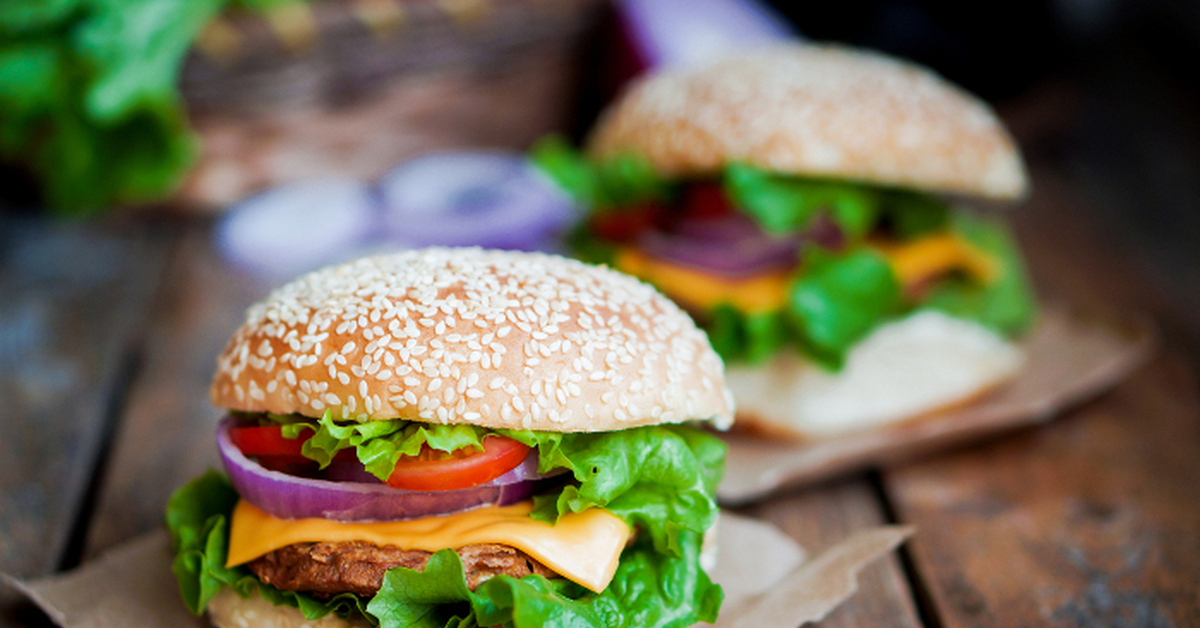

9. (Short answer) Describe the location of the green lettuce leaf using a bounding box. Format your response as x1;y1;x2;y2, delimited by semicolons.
529;136;604;210
273;411;492;481
367;530;720;628
705;305;792;365
0;0;82;36
723;163;881;238
167;424;726;628
880;190;950;239
922;211;1038;335
0;0;302;214
529;138;672;210
502;424;724;555
167;471;372;621
786;248;903;369
75;0;223;122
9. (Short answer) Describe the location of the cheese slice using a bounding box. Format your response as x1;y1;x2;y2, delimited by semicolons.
876;232;997;288
614;247;792;314
226;500;631;593
615;232;996;314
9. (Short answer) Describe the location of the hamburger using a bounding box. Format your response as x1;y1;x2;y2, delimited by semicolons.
166;248;734;628
534;43;1037;438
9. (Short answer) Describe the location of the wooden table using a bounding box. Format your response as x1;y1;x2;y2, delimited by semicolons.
2;139;1198;627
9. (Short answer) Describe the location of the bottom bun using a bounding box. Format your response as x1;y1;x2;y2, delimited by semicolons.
208;589;371;628
726;310;1024;438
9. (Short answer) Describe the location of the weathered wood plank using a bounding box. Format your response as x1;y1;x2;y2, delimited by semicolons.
739;479;923;628
881;163;1200;627
0;218;171;578
82;223;270;556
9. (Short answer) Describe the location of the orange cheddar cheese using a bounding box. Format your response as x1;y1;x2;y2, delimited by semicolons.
615;232;996;313
226;500;631;593
877;232;997;289
614;248;792;314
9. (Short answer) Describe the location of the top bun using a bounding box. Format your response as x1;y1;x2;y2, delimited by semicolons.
587;44;1028;200
211;248;734;432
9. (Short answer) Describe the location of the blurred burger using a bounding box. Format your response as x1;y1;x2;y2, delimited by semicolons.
167;248;733;628
534;43;1036;438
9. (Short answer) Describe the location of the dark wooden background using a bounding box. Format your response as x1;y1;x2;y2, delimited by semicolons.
2;1;1199;626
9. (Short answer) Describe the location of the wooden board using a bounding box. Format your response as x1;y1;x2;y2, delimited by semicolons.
82;226;269;557
0;219;170;578
885;354;1200;627
881;161;1200;626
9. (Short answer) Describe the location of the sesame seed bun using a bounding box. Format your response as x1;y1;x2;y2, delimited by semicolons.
211;248;735;432
587;43;1028;200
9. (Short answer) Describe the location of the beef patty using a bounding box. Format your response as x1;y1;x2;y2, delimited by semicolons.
247;541;559;597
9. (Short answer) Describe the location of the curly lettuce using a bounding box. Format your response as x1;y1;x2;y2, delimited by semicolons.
530;136;672;211
246;411;495;482
167;422;726;628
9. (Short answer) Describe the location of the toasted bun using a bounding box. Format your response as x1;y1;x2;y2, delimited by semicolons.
211;248;734;431
208;588;370;628
587;44;1028;200
726;311;1024;437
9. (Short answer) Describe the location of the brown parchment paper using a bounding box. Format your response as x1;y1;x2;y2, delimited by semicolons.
5;514;911;628
720;306;1156;504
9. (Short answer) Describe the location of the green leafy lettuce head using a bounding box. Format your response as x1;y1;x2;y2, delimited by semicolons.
168;247;735;628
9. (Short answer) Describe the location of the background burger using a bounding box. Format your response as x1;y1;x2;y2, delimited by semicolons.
167;247;734;628
534;43;1037;438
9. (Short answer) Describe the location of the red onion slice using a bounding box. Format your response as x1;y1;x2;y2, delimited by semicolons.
216;419;539;521
322;450;550;486
637;214;801;277
379;151;579;252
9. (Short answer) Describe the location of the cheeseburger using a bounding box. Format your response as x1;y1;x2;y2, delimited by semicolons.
167;248;733;628
534;43;1037;438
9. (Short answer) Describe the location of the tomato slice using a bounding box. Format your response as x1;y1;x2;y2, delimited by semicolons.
228;425;353;462
386;436;531;491
230;425;530;491
229;425;307;459
680;182;734;220
591;203;667;242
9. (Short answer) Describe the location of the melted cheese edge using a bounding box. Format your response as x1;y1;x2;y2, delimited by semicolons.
614;248;792;314
614;231;995;312
226;500;631;593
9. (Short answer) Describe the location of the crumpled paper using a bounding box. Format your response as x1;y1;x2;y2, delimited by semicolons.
720;306;1154;503
5;513;911;628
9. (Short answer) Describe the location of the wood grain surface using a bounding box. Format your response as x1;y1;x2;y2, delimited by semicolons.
82;229;268;557
0;220;169;578
879;158;1200;627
